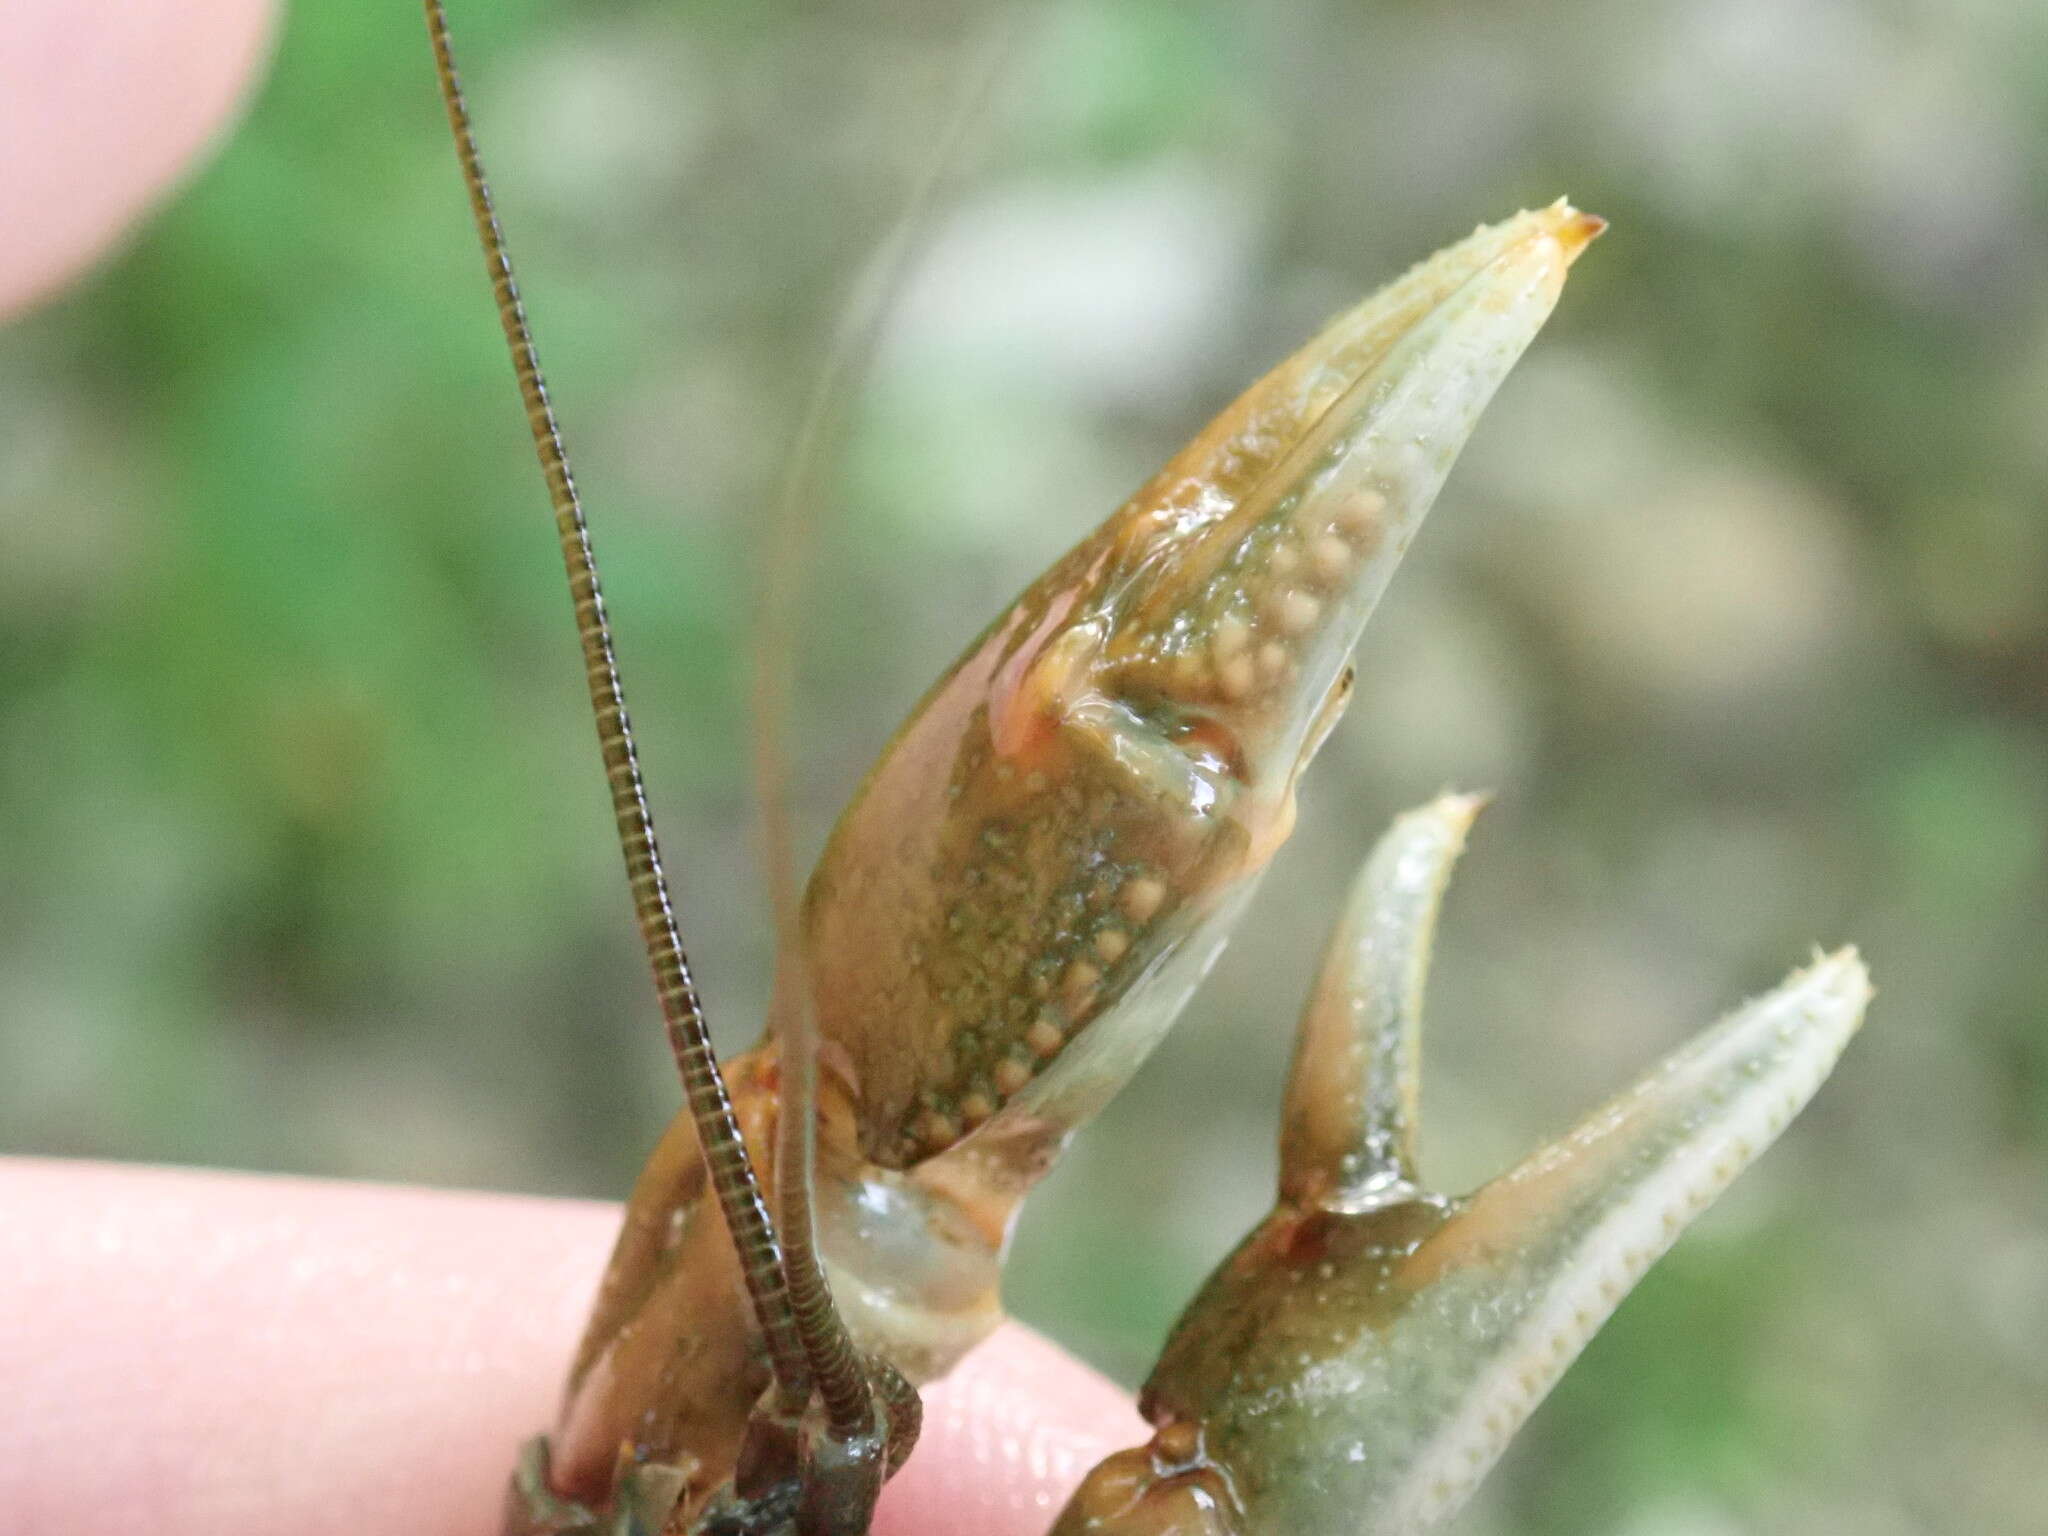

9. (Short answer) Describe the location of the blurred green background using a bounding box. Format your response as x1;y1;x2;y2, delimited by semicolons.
4;0;2045;1531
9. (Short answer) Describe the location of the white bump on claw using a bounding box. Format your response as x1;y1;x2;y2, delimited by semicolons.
1217;653;1255;701
1336;489;1385;535
1273;590;1320;636
1212;614;1250;661
1120;876;1166;924
1310;534;1352;583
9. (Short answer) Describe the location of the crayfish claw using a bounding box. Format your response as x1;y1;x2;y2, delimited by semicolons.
803;204;1599;1188
1091;796;1871;1536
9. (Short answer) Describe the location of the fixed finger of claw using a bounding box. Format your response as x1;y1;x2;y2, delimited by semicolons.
1278;790;1486;1210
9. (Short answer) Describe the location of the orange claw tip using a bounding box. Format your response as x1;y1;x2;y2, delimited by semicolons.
1537;197;1607;263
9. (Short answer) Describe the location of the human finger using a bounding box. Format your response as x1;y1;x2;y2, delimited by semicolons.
0;1158;1140;1535
0;0;275;317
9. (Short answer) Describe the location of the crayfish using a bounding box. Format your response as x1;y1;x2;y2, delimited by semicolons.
423;4;1871;1532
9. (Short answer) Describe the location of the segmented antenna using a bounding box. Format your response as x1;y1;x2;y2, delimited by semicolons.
420;0;814;1411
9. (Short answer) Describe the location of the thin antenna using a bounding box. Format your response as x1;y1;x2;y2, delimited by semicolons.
753;17;1018;1452
421;0;813;1412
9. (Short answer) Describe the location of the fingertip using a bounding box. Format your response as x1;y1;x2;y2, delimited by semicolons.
0;1160;1145;1536
0;0;277;317
0;1159;613;1536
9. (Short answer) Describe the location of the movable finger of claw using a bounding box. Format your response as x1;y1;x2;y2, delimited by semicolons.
1278;791;1485;1209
